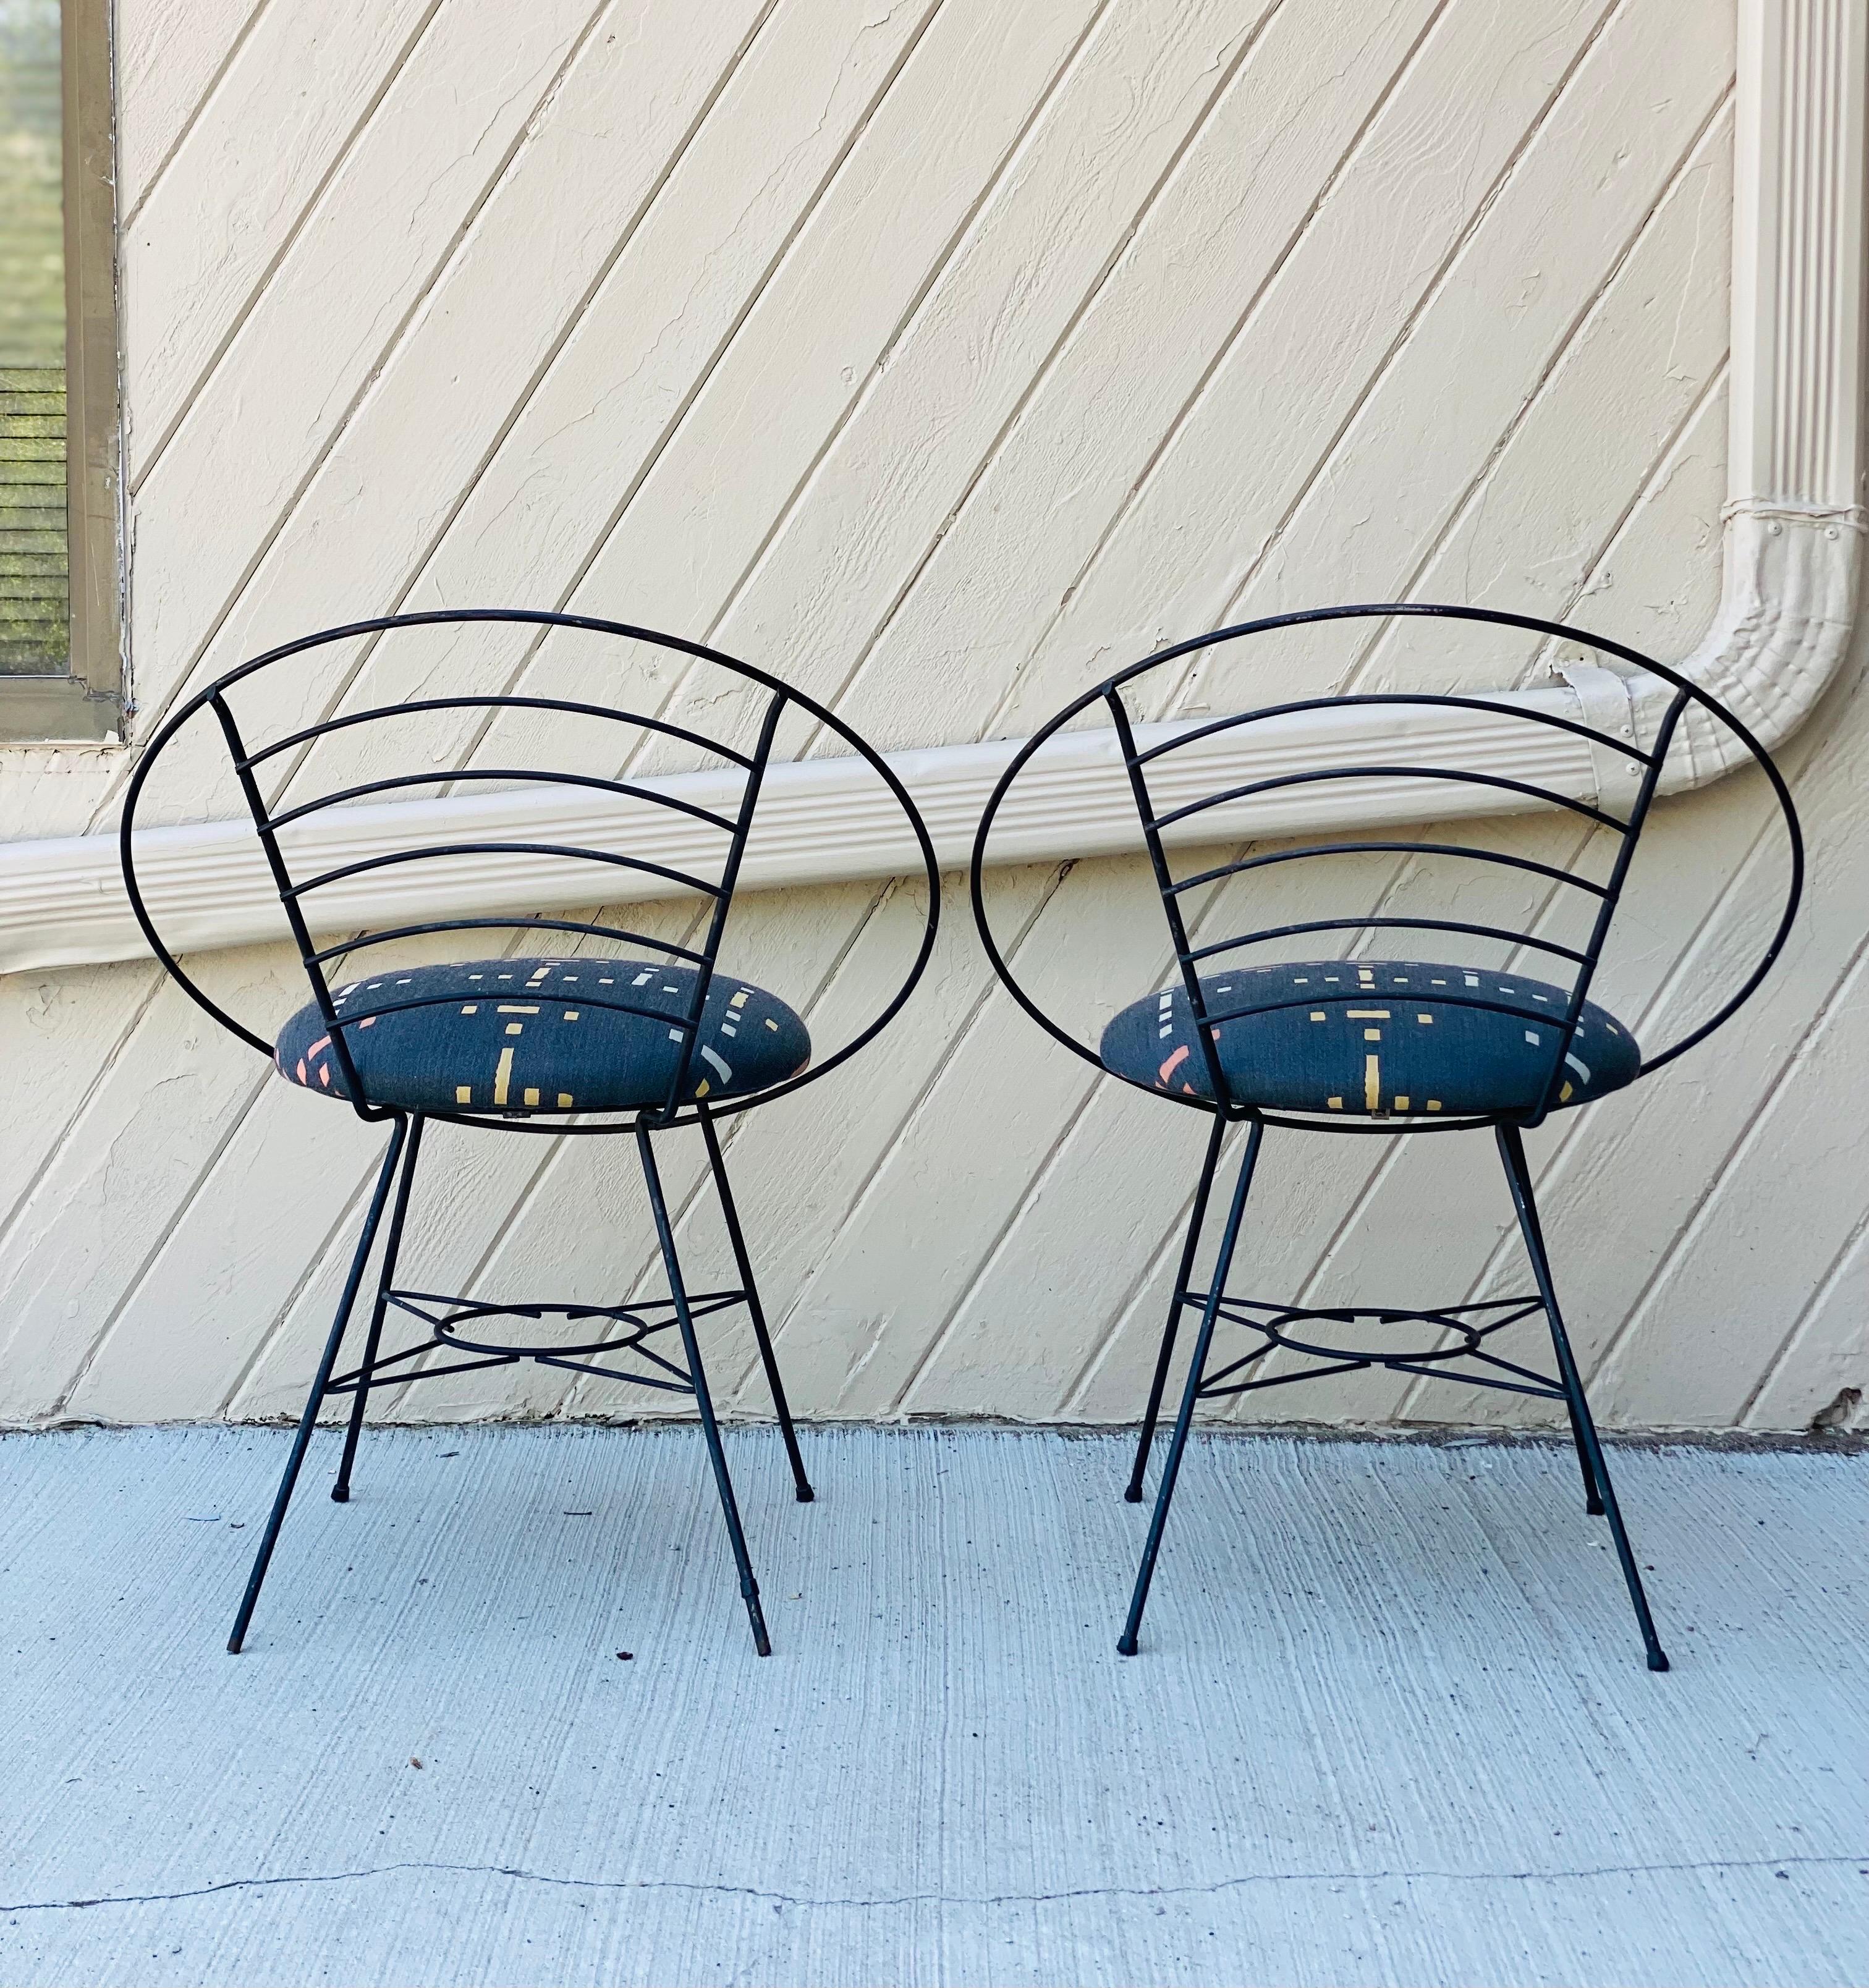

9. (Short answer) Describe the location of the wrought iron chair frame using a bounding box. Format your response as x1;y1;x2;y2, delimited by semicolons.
122;609;939;1656
970;602;1803;1670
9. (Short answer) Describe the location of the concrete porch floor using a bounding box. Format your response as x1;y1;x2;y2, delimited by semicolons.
1;1424;1864;1987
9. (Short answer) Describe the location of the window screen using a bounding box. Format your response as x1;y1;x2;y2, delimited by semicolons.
0;0;67;675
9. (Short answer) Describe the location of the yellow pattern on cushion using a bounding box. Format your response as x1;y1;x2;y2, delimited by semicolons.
1099;960;1640;1117
274;957;812;1115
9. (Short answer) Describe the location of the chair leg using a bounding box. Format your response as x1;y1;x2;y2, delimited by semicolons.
332;1115;426;1503
1119;1120;1263;1657
1126;1113;1226;1502
638;1120;771;1657
228;1115;410;1654
700;1106;812;1503
1496;1124;1669;1672
1497;1127;1603;1516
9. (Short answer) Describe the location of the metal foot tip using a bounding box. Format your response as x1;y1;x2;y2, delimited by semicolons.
795;1485;816;1503
1117;1635;1138;1657
330;1486;350;1503
745;1594;771;1656
1586;1497;1605;1515
1647;1651;1671;1672
1122;1485;1144;1503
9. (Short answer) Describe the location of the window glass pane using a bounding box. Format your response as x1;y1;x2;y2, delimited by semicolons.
0;0;68;674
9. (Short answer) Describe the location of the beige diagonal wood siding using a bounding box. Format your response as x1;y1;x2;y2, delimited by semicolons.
0;0;1862;1436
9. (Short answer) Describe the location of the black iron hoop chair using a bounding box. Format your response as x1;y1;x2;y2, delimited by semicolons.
122;609;938;1656
970;603;1802;1670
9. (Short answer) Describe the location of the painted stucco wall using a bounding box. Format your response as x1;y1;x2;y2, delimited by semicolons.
1;0;1863;1432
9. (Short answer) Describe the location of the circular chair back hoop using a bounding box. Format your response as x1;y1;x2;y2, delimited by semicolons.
970;601;1803;1135
121;609;940;1134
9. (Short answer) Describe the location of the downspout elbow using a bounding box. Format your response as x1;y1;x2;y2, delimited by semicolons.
1641;502;1864;789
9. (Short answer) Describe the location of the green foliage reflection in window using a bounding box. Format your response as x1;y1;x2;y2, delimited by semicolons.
1;0;69;673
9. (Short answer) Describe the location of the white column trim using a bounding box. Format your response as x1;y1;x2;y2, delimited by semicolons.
1;0;1860;977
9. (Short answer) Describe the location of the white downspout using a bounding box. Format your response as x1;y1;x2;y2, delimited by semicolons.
1658;0;1866;782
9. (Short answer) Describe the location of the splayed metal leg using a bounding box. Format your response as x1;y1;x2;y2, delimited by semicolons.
701;1105;812;1503
227;1115;410;1654
638;1119;771;1656
332;1115;426;1504
1126;1114;1226;1504
1497;1122;1668;1671
1119;1120;1263;1657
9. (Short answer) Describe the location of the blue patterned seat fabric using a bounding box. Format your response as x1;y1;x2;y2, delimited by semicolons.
1100;960;1638;1117
275;958;809;1115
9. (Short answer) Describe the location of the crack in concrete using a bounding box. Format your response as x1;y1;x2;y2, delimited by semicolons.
6;1850;1865;1917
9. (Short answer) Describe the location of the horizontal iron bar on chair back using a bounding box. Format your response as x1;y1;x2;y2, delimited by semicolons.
974;603;1803;1131
121;609;941;1133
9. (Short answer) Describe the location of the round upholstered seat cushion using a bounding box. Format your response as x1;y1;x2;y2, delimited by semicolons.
1100;960;1638;1117
274;958;809;1115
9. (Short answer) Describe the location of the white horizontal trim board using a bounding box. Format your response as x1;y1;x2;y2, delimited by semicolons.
0;0;1860;980
0;691;1617;971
